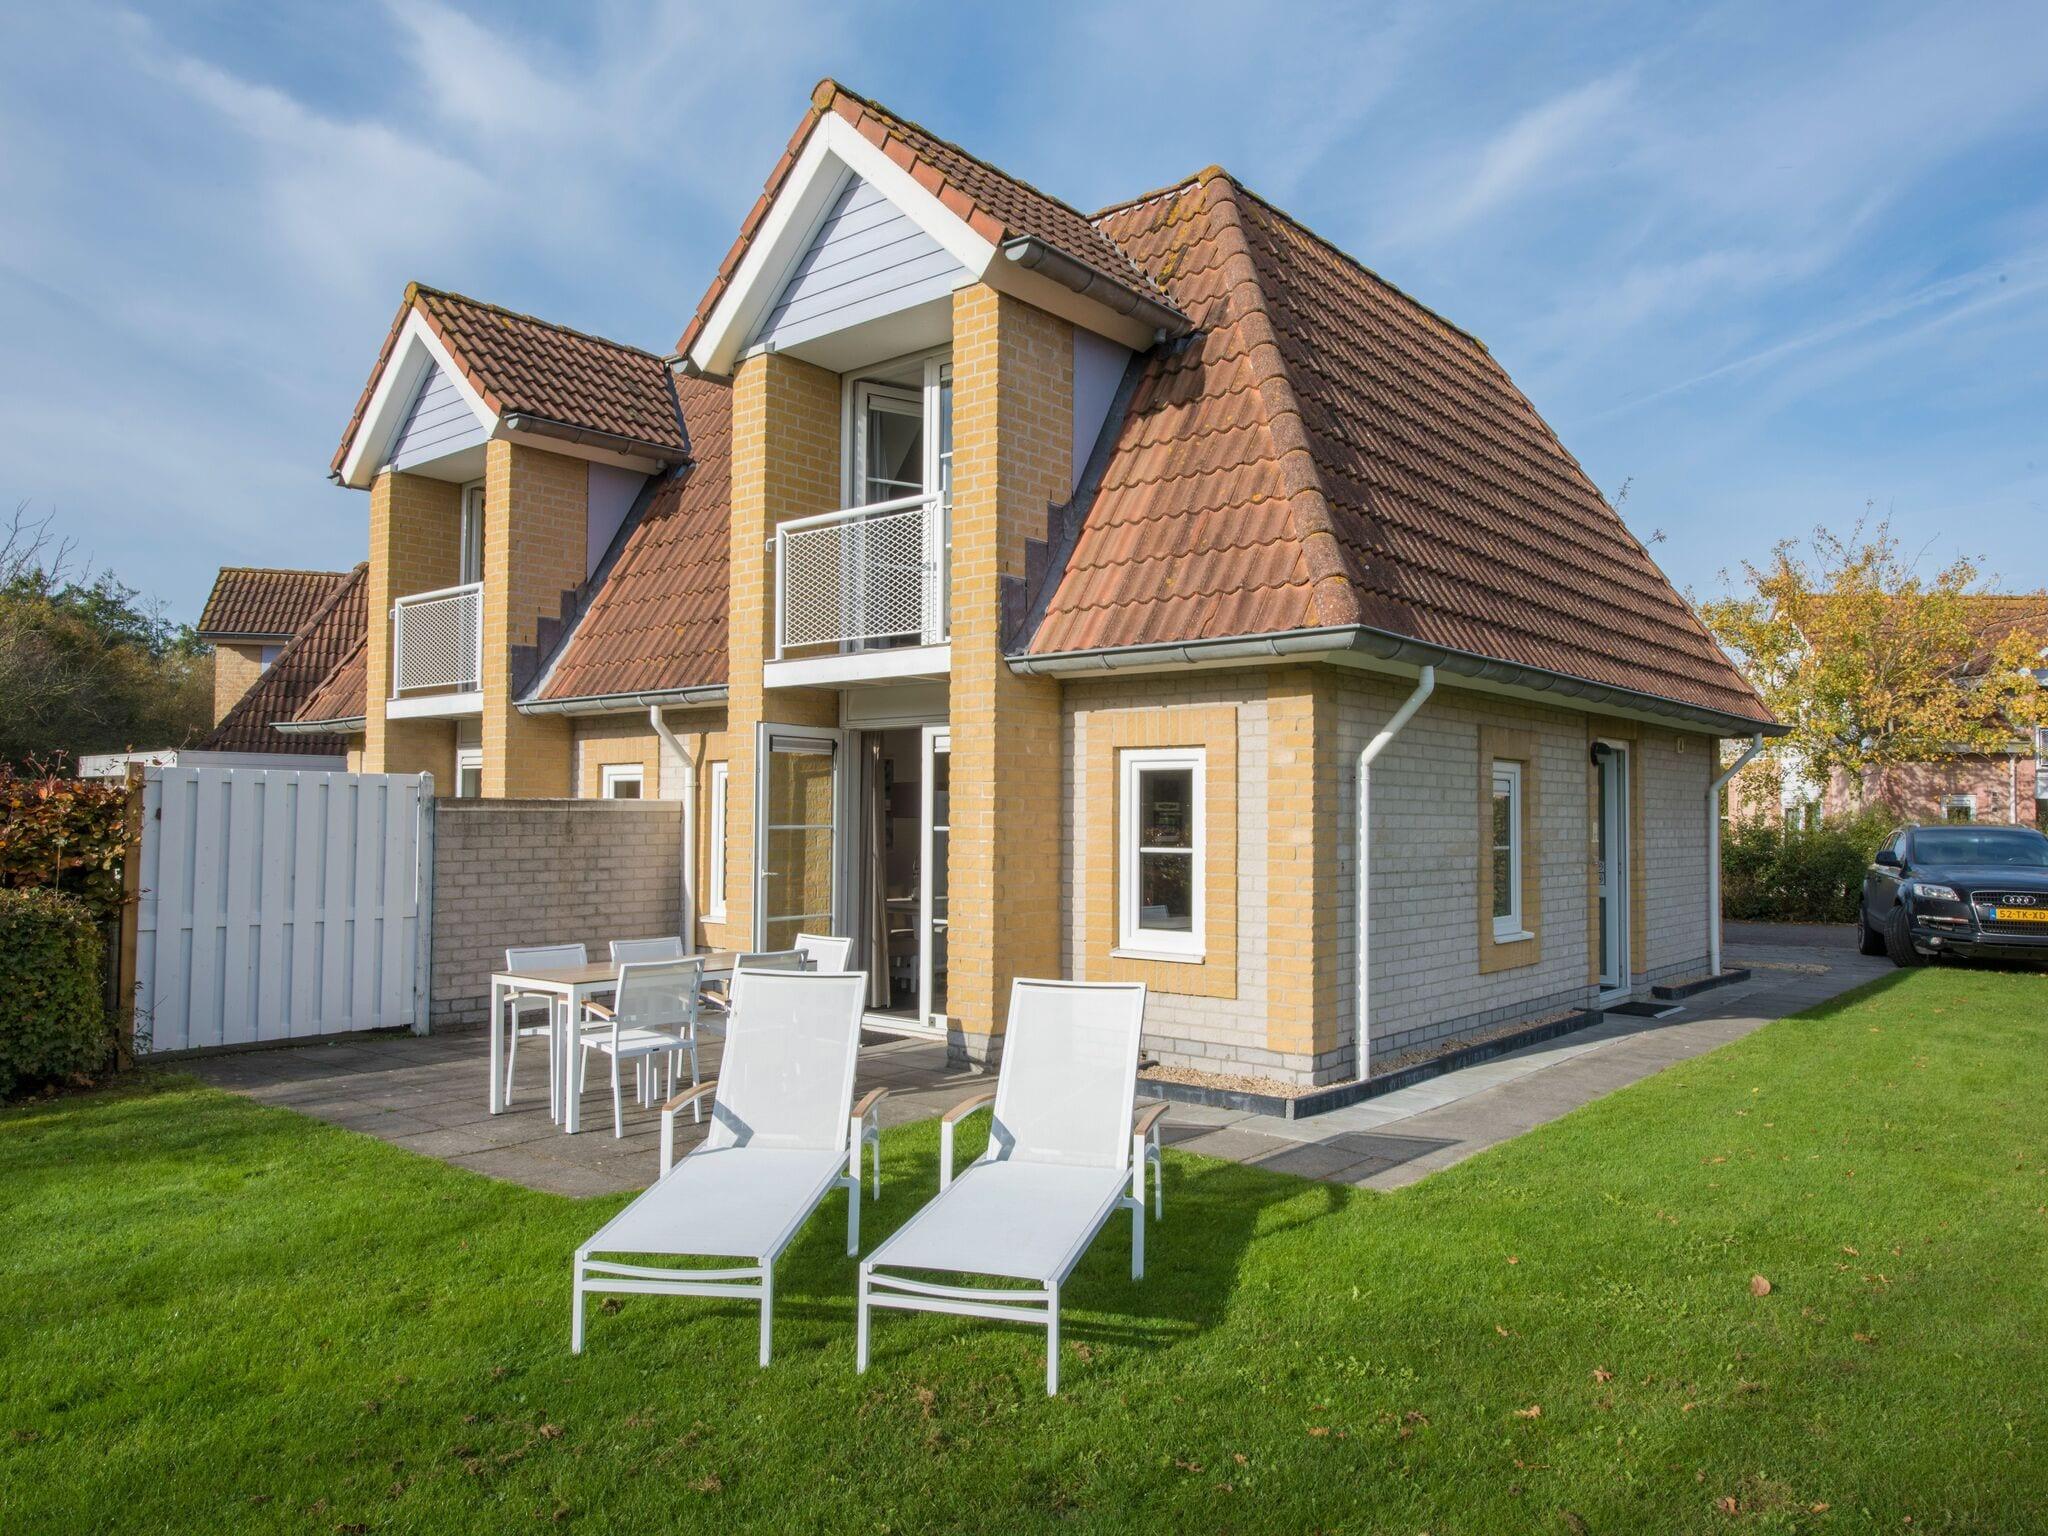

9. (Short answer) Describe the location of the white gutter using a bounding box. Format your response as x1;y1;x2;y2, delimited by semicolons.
1355;666;1435;1080
648;706;700;956
1708;733;1765;975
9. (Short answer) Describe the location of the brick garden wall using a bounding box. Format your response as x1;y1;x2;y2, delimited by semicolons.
429;798;682;1027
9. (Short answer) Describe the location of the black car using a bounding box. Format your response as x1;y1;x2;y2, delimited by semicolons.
1858;823;2048;967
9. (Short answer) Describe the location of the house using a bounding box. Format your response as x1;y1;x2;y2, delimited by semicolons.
195;566;355;724
1728;595;2047;829
298;79;1778;1085
1816;597;2048;827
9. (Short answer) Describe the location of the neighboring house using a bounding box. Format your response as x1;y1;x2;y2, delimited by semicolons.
300;79;1777;1082
1818;597;2047;828
195;566;354;723
1728;596;2047;829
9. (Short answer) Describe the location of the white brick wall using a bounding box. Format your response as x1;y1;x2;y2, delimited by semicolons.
1331;675;1595;1073
1054;668;1720;1086
1638;726;1712;981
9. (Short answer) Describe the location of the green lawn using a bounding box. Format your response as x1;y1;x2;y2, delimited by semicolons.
3;970;2045;1534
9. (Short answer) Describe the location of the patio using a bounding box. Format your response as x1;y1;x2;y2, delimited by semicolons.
184;927;1884;1196
186;1025;976;1197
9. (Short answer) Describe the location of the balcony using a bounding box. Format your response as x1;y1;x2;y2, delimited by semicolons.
769;494;950;686
389;581;483;717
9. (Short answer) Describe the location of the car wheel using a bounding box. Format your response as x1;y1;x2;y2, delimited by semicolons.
1883;905;1924;968
1856;905;1887;956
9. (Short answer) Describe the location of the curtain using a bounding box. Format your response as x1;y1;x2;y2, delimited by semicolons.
861;737;891;1008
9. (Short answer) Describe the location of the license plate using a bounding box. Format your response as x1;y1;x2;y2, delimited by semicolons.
1987;906;2048;923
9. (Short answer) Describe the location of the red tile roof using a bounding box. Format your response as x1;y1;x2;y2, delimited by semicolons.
1025;171;1770;726
676;79;1179;359
196;567;351;640
202;565;368;754
531;375;731;702
292;637;366;728
332;285;687;477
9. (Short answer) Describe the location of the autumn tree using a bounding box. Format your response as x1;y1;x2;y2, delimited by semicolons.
1699;519;2048;813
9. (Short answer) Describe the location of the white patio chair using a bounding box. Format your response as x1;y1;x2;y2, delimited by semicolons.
698;947;811;1024
611;936;686;964
572;968;886;1365
504;943;587;1116
794;932;854;972
575;956;705;1138
858;979;1151;1395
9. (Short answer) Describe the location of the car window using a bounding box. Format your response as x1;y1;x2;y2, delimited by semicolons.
1909;828;2048;867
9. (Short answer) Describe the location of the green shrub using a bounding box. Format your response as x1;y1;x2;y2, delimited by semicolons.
1721;808;1895;923
0;887;110;1098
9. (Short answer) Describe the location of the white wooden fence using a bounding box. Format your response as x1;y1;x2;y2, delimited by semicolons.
133;766;434;1054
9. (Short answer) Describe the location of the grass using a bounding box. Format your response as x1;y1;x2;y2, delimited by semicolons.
2;970;2045;1534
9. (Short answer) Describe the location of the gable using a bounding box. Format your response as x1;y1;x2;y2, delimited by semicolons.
387;360;490;472
749;171;967;354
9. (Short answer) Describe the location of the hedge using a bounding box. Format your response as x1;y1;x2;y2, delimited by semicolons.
1720;807;1895;924
0;761;131;926
0;887;111;1098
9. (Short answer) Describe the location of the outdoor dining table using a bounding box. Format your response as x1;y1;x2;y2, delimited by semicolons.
488;951;739;1135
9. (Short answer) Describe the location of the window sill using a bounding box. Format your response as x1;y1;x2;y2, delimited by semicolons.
1491;929;1536;945
1112;945;1206;966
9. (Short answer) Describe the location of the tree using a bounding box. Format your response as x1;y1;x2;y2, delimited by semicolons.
1700;518;2048;813
0;503;215;769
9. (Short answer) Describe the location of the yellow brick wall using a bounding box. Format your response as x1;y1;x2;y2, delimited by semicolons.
211;643;268;723
364;470;461;786
1265;668;1343;1057
572;716;662;797
722;352;843;950
481;440;582;798
947;284;1071;1059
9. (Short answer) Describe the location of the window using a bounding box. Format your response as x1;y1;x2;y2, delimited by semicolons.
459;483;485;585
600;764;644;800
454;745;482;800
1941;794;1976;823
1118;748;1204;959
258;644;284;670
705;762;729;920
1491;760;1525;941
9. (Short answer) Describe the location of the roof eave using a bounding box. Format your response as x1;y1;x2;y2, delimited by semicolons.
516;686;730;717
1008;625;1783;738
272;717;364;735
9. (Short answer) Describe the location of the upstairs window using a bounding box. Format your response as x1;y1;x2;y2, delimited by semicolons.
1118;748;1205;959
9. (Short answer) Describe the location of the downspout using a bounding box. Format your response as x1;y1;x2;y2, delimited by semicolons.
1708;734;1766;976
649;706;699;956
1354;667;1435;1080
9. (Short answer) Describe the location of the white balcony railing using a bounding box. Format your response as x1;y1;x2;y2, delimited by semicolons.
774;493;947;658
391;581;483;695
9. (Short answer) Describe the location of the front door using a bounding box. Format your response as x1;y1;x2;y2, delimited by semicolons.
754;724;849;952
1596;742;1631;996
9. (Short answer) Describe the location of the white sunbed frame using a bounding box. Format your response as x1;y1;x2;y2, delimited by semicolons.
857;978;1162;1395
571;968;884;1367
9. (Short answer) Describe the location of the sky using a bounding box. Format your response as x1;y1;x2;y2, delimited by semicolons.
3;0;2046;628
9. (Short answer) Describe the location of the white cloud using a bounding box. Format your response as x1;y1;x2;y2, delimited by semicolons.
1380;69;1637;250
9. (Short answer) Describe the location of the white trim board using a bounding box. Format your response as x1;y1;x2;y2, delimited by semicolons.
339;308;499;489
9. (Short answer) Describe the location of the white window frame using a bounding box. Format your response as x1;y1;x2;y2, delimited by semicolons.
454;744;483;800
600;763;645;800
705;762;729;921
1491;760;1528;942
1116;746;1206;961
1941;793;1976;823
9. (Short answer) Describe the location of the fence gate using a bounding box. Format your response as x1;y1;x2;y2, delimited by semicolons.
132;766;434;1054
